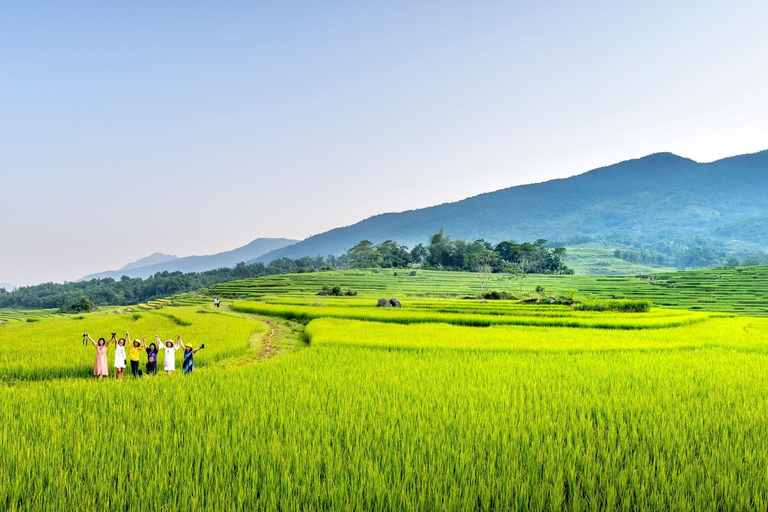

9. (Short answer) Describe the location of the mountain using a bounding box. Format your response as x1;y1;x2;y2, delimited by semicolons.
0;283;14;292
119;252;179;271
252;150;768;263
82;238;298;280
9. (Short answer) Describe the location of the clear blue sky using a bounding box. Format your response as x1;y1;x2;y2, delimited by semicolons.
2;1;767;286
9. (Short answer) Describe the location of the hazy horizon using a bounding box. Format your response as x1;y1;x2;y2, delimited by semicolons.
3;1;768;286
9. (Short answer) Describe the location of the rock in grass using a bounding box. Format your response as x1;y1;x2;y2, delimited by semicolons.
389;298;402;308
377;298;392;307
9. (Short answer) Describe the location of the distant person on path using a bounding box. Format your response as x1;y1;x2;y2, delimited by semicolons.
180;337;205;375
146;340;159;376
127;331;143;377
86;333;115;381
114;336;127;381
214;298;220;308
157;335;181;375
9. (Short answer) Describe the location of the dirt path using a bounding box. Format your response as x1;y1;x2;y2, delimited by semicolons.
218;306;305;365
256;320;276;360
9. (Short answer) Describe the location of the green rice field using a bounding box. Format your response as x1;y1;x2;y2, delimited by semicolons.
3;269;768;510
208;265;768;316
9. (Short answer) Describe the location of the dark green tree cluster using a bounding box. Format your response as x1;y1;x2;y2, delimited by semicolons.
345;230;572;274
59;295;95;313
613;249;667;266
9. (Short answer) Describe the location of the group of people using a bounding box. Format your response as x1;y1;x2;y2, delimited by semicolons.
86;331;204;380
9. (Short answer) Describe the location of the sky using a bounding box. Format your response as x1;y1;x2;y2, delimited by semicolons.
2;1;768;286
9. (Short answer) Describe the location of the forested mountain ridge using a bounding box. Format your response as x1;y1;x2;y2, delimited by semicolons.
253;150;768;263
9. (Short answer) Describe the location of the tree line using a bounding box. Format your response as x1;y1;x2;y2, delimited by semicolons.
345;230;572;274
0;231;570;309
0;257;334;310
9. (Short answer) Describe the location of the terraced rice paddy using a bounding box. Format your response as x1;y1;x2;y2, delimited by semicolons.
208;265;768;315
0;308;60;323
3;269;768;510
232;300;711;330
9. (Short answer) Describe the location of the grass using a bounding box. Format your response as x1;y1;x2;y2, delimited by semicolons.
207;266;768;315
0;306;262;381
232;300;710;330
4;271;768;510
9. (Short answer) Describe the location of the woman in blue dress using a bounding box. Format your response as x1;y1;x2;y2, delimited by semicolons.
179;336;205;375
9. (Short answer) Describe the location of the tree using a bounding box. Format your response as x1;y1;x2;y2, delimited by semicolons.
468;248;498;294
375;240;412;268
59;295;95;313
426;229;452;268
347;240;381;268
410;244;428;266
503;266;526;294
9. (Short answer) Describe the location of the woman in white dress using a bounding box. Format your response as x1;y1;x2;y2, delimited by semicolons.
114;336;127;380
156;335;181;375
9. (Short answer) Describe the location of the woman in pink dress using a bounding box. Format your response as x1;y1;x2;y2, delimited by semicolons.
87;333;115;380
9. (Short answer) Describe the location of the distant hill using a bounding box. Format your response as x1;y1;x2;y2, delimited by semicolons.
0;283;14;292
82;238;298;280
119;252;179;271
253;150;768;263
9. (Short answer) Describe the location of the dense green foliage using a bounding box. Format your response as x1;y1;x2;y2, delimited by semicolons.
346;230;571;274
572;298;653;312
613;248;667;266
58;295;95;313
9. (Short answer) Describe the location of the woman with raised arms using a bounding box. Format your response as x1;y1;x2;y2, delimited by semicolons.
86;333;115;381
180;336;205;375
126;331;144;378
156;334;181;376
113;335;127;381
145;338;159;376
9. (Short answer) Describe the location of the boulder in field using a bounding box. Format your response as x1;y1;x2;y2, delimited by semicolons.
377;298;392;307
389;298;402;308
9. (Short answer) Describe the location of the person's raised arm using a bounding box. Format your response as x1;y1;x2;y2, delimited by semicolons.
155;335;163;350
141;336;146;349
107;334;116;346
177;335;184;351
87;334;97;347
192;344;204;355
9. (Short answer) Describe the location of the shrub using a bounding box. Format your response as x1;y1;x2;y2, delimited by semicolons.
318;285;355;297
573;299;653;313
479;290;517;300
59;295;96;314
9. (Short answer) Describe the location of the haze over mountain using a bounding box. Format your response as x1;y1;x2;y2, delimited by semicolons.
252;150;768;263
82;238;297;281
0;283;14;292
119;253;179;271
